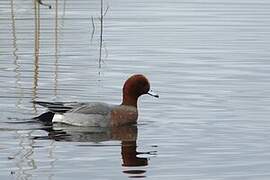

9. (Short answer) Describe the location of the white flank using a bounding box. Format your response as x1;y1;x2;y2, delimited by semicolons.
51;113;110;127
52;114;64;123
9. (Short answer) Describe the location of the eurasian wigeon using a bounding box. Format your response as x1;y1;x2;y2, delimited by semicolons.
33;74;158;127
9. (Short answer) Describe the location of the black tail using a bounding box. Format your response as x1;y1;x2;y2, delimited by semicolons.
33;111;55;125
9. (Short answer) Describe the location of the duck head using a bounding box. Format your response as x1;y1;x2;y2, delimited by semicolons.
121;74;158;107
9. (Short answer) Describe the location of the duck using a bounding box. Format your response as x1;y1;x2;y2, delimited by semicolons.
33;74;158;127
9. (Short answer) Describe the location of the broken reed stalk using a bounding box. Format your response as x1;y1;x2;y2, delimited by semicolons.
37;0;52;9
91;16;96;31
98;0;104;68
90;16;95;42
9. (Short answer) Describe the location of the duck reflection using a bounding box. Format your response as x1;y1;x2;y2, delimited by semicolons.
35;123;151;177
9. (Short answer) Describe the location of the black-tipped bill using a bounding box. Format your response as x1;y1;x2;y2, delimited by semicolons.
147;90;159;98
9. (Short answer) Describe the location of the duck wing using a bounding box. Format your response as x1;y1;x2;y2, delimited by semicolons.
69;102;114;115
33;101;115;127
33;101;114;115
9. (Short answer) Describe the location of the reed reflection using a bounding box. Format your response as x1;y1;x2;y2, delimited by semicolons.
10;131;37;180
54;0;59;97
34;124;152;177
33;0;41;112
11;0;23;108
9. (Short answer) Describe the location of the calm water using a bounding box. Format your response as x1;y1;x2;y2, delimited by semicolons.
1;0;270;179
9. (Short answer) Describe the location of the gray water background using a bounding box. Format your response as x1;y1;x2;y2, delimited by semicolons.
1;0;270;179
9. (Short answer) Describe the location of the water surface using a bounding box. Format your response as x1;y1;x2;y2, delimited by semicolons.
1;0;270;179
